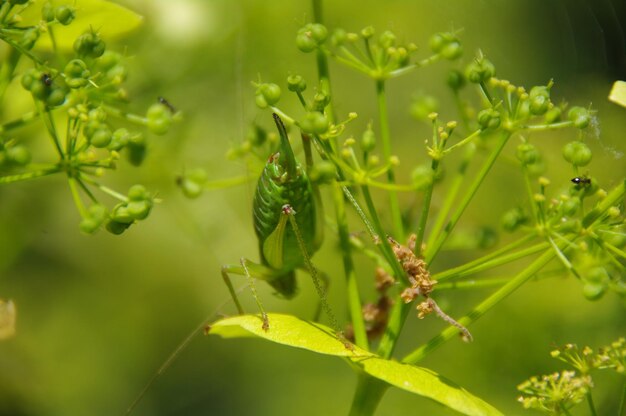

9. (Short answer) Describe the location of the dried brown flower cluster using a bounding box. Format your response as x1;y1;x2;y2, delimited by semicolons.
389;234;472;342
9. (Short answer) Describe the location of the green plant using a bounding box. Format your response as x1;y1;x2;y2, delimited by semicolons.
166;2;626;415
0;0;179;235
518;338;626;415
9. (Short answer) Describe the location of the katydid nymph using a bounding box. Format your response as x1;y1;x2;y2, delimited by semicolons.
124;113;338;416
221;113;337;332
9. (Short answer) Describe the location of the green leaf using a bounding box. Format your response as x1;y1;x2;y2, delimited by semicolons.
208;314;503;416
209;313;372;357
609;81;626;108
18;0;143;50
359;357;503;416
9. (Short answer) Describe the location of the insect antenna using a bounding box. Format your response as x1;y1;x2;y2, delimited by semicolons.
124;286;246;416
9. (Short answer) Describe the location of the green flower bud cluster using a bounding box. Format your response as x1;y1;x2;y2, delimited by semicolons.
21;69;66;107
255;83;281;109
177;168;208;199
410;94;439;121
299;111;329;135
329;26;419;80
106;185;153;235
429;32;462;60
562;141;592;167
308;160;336;184
465;55;496;84
0;143;31;167
74;30;106;58
516;142;540;166
146;102;173;135
42;3;76;25
501;207;528;232
296;23;328;53
477;108;501;130
287;74;306;93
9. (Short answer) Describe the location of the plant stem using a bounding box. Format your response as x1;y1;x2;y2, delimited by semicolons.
402;246;558;364
432;238;547;282
0;46;20;101
414;158;438;256
425;131;511;264
426;143;476;250
0;166;62;183
348;373;389;416
586;391;598;416
334;185;368;350
309;0;367;349
375;79;404;241
618;380;626;416
376;301;411;359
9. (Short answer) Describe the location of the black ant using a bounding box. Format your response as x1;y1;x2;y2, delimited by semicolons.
571;176;591;186
41;73;52;87
158;96;176;113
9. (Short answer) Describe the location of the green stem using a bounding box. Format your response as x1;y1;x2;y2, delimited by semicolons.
521;121;573;131
436;277;510;290
0;31;44;65
376;301;411;358
586;390;598;416
583;179;625;228
334;185;368;350
360;186;406;284
348;373;388;416
35;101;65;160
0;166;62;183
309;3;366;350
432;238;547;282
426;143;476;250
0;111;39;133
68;177;88;217
0;46;20;101
375;79;404;241
102;105;147;125
425;131;511;264
618;380;626;416
414;157;439;256
403;247;558;364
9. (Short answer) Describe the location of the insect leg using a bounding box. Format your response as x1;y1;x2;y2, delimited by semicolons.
222;260;279;330
240;258;269;331
283;204;340;333
310;270;330;322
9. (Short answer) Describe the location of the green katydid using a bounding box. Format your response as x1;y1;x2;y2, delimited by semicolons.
221;112;338;332
124;113;339;416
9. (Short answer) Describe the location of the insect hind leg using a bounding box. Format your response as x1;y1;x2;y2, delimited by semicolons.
221;259;270;331
283;204;339;332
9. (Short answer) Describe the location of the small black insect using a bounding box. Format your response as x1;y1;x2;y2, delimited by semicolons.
571;176;591;186
41;73;52;87
158;96;176;113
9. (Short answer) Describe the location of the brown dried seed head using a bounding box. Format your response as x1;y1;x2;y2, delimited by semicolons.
375;267;395;292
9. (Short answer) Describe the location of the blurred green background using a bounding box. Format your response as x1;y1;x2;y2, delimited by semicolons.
1;0;625;415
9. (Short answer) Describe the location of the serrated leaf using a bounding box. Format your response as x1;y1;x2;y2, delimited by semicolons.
18;0;143;50
609;81;626;108
208;314;503;416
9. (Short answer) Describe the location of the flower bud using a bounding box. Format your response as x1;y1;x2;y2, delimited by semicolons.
563;141;592;167
567;106;591;129
465;57;496;84
299;111;329;135
477;108;501;130
516;143;539;165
